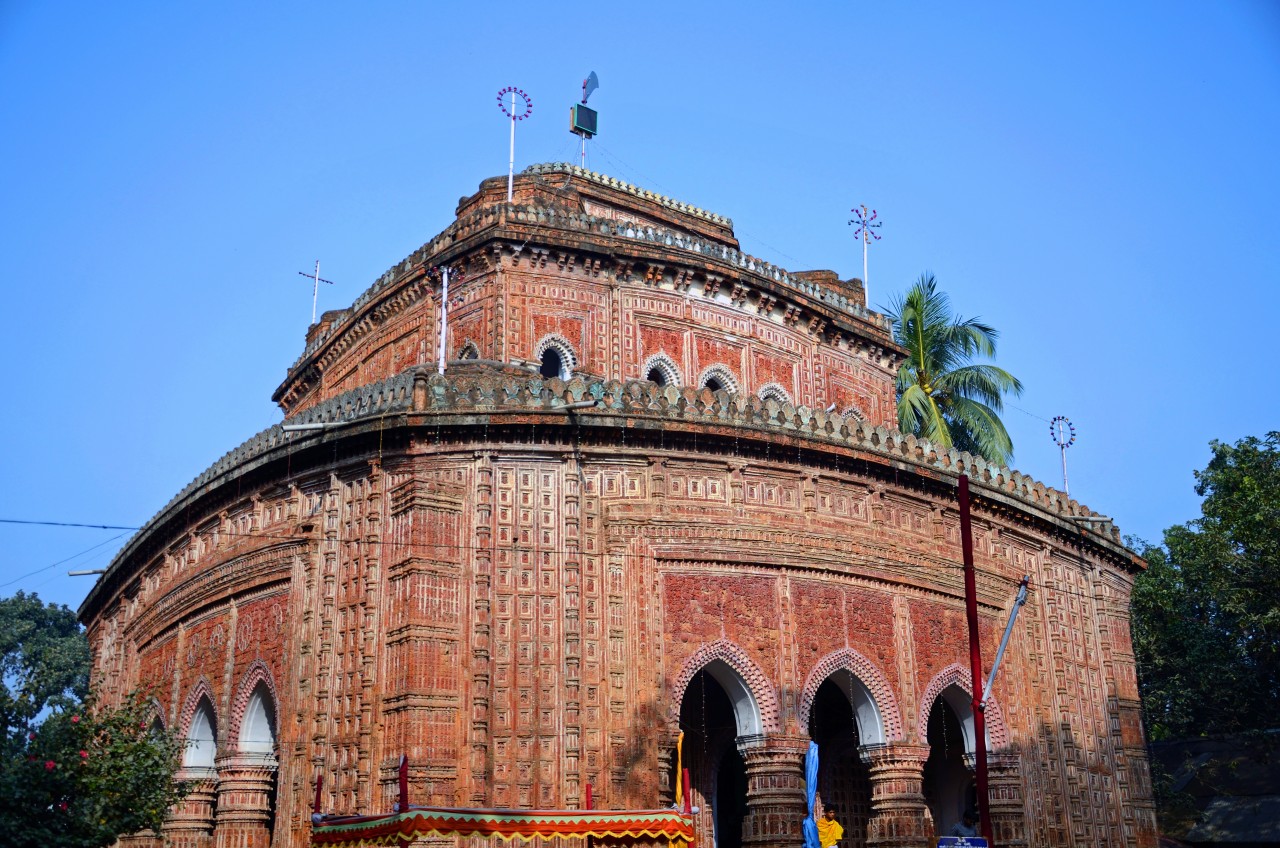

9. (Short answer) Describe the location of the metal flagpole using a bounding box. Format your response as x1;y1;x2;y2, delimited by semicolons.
437;267;449;375
982;575;1030;712
1050;416;1077;497
497;87;533;203
862;223;869;291
848;205;882;299
508;91;515;202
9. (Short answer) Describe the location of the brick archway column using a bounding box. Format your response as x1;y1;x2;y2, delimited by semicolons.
163;771;217;848
213;754;277;848
738;733;808;848
859;743;934;848
985;750;1027;847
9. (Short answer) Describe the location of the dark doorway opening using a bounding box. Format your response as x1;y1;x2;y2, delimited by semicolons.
922;694;974;836
678;668;750;848
809;677;872;848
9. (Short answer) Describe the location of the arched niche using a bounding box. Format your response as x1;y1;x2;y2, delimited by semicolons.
822;670;884;745
642;353;681;388
671;640;781;737
183;697;217;772
239;682;277;756
756;383;792;406
697;364;739;395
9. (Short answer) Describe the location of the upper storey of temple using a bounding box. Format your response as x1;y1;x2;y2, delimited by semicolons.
273;164;904;424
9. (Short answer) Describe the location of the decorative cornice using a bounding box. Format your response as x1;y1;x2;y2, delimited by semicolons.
82;366;1135;620
524;162;732;227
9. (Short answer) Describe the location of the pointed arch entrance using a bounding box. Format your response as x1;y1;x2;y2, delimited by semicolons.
673;645;774;848
678;662;755;848
800;651;898;848
918;665;1011;837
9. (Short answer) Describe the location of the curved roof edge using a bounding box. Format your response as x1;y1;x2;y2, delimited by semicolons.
83;364;1140;620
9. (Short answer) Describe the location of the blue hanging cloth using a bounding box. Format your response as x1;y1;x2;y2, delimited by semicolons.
803;740;820;848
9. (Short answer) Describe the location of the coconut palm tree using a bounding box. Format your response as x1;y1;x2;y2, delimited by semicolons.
885;273;1023;465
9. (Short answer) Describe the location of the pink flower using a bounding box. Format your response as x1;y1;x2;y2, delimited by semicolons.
79;750;89;759
71;715;81;724
58;802;68;812
45;760;56;771
27;732;34;740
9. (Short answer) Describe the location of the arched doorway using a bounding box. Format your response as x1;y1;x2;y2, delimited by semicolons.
922;686;976;836
808;675;874;848
677;661;759;848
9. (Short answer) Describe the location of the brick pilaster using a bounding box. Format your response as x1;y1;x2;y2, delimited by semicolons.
860;743;933;848
740;733;808;848
163;772;217;848
214;754;277;848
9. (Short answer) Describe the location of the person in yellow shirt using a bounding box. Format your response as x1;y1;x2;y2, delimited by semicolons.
816;807;843;848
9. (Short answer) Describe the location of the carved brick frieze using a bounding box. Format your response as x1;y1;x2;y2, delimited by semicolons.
85;168;1153;848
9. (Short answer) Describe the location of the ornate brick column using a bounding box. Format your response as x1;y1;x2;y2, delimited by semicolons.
860;743;933;848
214;754;277;848
739;733;808;848
986;751;1027;847
163;772;217;848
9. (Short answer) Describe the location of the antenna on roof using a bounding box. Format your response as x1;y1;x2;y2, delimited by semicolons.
296;260;337;326
497;86;534;203
570;72;599;169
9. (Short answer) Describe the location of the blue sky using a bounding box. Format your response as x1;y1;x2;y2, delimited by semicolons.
2;2;1277;612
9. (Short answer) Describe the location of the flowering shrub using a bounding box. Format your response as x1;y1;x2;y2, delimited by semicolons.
0;594;187;848
1;692;189;848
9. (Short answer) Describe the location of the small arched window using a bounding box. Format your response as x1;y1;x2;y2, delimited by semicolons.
184;698;217;771
534;335;577;381
642;354;681;388
459;341;480;360
697;365;738;394
540;347;564;379
757;383;792;405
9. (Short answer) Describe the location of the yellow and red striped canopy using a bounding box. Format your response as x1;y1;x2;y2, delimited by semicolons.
311;806;695;846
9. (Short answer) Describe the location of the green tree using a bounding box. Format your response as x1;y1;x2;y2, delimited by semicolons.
0;592;187;848
885;273;1024;465
1132;432;1280;740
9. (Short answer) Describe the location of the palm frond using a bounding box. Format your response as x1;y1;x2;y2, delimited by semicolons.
948;397;1016;465
888;272;1022;464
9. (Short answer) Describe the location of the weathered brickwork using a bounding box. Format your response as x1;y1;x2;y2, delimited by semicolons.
81;164;1155;848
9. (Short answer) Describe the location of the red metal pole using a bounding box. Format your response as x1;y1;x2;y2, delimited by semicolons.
958;475;993;845
398;754;409;812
